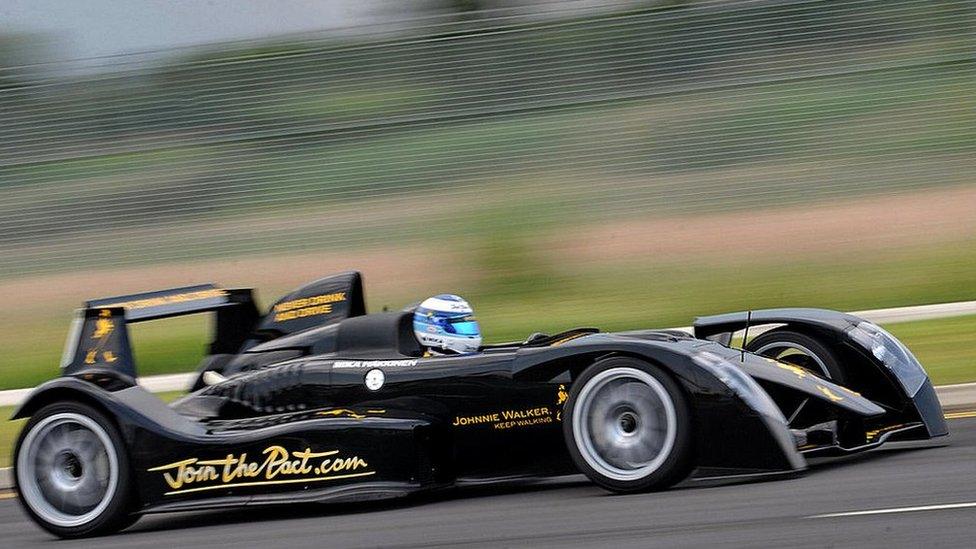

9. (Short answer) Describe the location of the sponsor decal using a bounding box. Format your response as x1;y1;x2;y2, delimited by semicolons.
767;358;861;398
273;292;346;322
99;288;228;311
556;384;568;406
333;359;418;369
765;357;809;379
817;385;844;402
317;408;387;420
84;309;118;365
148;445;373;496
555;384;568;422
365;369;385;391
92;312;114;338
452;406;555;430
453;385;570;430
838;384;862;397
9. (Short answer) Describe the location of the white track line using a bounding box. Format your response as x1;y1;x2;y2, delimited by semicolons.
809;502;976;518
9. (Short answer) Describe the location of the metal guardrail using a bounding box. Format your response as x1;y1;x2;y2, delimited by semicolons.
1;299;973;407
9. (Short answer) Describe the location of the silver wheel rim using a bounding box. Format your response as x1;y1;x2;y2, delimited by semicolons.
754;342;831;379
572;367;677;482
17;413;119;528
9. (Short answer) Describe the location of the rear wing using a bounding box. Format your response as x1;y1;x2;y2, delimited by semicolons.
61;284;259;379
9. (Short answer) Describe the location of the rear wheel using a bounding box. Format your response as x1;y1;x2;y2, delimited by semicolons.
15;402;136;538
563;357;693;493
746;329;846;383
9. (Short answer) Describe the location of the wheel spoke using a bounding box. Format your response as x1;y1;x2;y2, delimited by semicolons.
572;366;678;483
17;412;120;529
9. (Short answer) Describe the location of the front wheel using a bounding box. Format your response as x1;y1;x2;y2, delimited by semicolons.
746;329;846;384
14;402;136;538
563;357;693;493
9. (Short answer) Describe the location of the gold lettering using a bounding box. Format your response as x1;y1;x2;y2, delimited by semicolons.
273;292;347;313
501;407;549;421
148;458;219;490
452;413;501;426
453;407;556;429
99;289;228;311
149;446;370;495
270;292;348;322
273;304;334;322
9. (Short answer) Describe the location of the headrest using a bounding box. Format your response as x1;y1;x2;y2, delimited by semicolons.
335;312;422;358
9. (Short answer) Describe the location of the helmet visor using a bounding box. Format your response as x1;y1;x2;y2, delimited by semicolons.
448;321;481;336
442;315;480;335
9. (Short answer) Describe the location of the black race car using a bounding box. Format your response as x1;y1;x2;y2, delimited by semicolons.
12;271;947;538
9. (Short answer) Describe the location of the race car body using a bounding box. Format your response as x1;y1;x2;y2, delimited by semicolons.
12;271;947;537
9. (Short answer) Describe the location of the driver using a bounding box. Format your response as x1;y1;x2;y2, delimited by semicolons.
413;294;482;355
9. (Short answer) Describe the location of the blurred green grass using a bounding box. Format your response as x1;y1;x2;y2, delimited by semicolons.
469;236;976;342
0;316;210;390
2;234;974;390
886;315;976;386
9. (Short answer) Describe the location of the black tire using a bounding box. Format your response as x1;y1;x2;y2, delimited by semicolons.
14;401;137;538
563;357;694;493
746;329;846;384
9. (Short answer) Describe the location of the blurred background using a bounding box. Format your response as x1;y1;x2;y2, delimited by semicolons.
0;0;973;391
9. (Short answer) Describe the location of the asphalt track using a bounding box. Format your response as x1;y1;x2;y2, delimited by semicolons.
3;417;975;548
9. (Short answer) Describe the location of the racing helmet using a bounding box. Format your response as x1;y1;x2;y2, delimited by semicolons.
413;294;482;354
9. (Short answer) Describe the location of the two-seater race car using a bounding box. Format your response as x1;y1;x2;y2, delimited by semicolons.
12;271;947;537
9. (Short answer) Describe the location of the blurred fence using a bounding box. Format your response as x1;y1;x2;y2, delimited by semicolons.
0;0;973;277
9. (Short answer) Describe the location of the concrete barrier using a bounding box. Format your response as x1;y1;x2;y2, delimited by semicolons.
933;382;976;411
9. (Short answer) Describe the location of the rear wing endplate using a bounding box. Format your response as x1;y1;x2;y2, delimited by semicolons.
61;284;258;379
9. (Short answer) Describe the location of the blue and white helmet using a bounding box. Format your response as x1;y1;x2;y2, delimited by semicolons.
413;294;482;354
